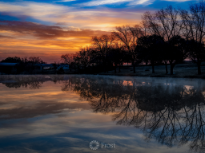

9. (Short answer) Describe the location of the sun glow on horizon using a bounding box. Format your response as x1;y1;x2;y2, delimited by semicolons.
0;0;192;62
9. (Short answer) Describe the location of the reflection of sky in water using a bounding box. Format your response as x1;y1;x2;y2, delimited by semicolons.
0;75;204;153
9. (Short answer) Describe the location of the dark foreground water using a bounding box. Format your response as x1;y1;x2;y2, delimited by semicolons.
0;75;205;153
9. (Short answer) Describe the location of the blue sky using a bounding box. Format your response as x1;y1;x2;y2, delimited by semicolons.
0;0;193;24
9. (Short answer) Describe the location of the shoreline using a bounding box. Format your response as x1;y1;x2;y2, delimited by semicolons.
97;73;205;79
1;73;205;79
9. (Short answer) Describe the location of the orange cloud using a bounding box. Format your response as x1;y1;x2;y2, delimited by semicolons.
0;2;143;63
0;21;112;62
0;21;111;39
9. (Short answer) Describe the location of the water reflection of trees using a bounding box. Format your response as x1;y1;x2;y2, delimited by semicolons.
0;75;89;120
1;75;205;151
62;76;205;152
0;75;66;89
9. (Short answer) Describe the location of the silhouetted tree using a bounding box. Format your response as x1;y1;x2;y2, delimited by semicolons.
186;40;205;75
61;54;74;64
107;44;124;73
142;5;181;41
28;57;45;64
166;36;187;75
180;1;205;75
1;56;22;63
180;1;205;43
92;35;114;73
113;26;143;73
61;53;75;72
161;47;169;74
137;35;164;73
74;47;91;72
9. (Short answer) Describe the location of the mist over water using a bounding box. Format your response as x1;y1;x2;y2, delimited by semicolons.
0;75;204;153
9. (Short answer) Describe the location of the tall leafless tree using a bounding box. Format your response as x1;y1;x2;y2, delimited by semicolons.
113;26;143;73
180;1;205;74
92;35;114;73
143;5;181;41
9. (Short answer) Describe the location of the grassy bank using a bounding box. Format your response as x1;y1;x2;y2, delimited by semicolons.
99;62;205;79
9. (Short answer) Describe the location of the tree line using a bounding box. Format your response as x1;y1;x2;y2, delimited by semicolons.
0;56;45;64
0;56;46;74
62;1;205;75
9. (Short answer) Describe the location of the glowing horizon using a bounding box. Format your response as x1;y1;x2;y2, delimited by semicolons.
0;0;192;63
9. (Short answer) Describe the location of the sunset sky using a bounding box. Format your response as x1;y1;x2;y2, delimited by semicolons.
0;0;194;63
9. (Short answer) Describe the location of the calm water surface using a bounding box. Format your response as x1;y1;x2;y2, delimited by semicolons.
0;75;204;153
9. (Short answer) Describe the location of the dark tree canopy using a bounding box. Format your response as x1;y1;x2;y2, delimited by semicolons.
137;35;164;73
1;56;22;63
